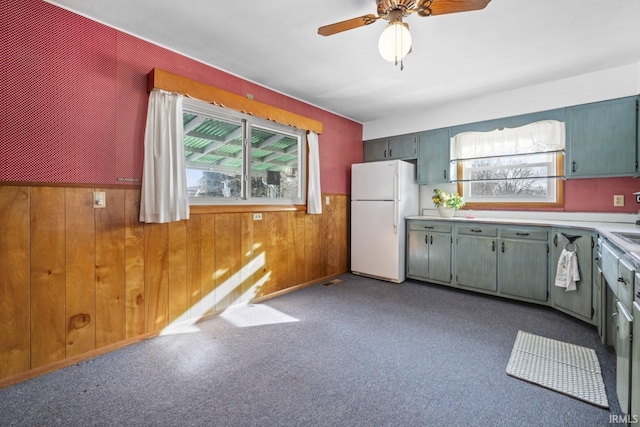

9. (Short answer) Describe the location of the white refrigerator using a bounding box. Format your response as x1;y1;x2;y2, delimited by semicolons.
351;160;419;283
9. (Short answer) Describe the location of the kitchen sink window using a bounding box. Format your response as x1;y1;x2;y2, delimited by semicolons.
182;97;306;205
451;120;565;207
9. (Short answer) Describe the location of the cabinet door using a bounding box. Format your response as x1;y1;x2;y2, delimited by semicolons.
550;229;593;320
428;232;452;283
456;235;497;291
388;134;417;160
407;230;429;279
567;97;638;177
363;138;389;162
616;301;633;414
631;301;640;418
417;129;451;184
499;239;548;301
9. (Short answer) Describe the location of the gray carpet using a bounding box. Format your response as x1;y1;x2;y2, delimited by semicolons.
0;274;624;426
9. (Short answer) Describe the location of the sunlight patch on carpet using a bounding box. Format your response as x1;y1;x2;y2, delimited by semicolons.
220;303;299;328
506;330;609;408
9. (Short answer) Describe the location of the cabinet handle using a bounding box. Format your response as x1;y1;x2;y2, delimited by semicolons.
430;235;433;245
444;170;447;179
553;235;557;247
384;149;387;158
501;242;505;253
424;226;434;229
389;149;392;157
612;312;619;328
425;235;428;244
618;277;627;285
492;241;495;252
571;161;576;173
516;232;530;236
470;229;482;233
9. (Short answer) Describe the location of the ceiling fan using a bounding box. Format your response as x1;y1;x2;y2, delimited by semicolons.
318;0;492;68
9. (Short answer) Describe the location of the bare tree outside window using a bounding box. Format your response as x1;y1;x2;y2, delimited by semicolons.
468;158;548;198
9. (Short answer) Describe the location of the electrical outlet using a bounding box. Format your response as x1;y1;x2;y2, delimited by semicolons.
614;195;624;207
93;191;106;208
325;196;330;205
253;213;262;220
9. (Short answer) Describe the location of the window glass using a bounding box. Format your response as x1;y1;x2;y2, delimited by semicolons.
182;98;305;205
249;124;300;200
461;153;558;203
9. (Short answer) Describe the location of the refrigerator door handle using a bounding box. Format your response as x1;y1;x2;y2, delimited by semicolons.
393;163;399;234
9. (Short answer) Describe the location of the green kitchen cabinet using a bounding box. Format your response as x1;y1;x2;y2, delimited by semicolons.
407;221;452;284
364;134;417;162
417;128;451;184
549;228;594;322
498;228;549;302
455;225;498;292
566;96;638;178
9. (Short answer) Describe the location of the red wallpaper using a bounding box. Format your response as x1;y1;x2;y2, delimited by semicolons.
565;176;640;213
0;0;362;194
2;0;636;210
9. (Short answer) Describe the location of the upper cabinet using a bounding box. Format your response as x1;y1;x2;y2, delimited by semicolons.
363;134;417;162
367;95;640;179
566;96;638;178
417;128;450;184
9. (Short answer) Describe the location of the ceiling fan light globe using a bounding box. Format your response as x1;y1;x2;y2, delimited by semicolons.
378;22;412;62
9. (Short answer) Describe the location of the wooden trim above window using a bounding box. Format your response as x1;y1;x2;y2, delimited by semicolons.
147;68;323;134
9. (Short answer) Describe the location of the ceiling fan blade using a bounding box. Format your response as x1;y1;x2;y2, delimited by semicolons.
318;14;379;36
417;0;491;17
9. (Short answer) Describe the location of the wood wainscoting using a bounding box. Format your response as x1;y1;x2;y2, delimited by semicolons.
0;185;349;386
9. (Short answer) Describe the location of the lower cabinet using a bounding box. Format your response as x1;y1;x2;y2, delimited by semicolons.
407;221;452;284
631;301;640;418
407;221;600;313
456;226;498;292
549;228;594;321
454;224;549;302
498;228;549;302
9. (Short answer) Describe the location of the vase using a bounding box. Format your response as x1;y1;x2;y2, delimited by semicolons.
438;206;455;218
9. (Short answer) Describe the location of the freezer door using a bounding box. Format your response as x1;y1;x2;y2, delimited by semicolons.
351;200;402;282
351;161;396;201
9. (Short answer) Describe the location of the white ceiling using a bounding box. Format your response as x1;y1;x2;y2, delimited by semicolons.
45;0;640;125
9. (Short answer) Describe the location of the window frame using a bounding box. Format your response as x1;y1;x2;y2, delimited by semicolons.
182;97;307;207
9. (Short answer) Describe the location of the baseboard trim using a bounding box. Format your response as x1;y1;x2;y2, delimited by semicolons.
0;272;347;390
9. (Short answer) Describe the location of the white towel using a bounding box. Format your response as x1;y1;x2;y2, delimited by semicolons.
555;248;580;292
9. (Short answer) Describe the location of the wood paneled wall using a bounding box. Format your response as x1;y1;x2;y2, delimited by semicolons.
0;185;349;385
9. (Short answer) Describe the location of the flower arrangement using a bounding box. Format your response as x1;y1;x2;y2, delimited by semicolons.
432;189;465;210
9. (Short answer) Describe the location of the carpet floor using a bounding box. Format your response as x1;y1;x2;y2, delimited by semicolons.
0;274;624;426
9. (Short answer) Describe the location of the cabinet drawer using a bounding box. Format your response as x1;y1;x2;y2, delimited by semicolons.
409;222;451;233
618;258;634;311
457;226;498;237
500;228;548;241
602;241;621;295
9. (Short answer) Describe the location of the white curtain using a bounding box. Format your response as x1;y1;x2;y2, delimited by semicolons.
139;89;189;223
452;120;565;160
306;131;322;214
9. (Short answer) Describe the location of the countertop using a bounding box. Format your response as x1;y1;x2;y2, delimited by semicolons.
407;214;640;263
